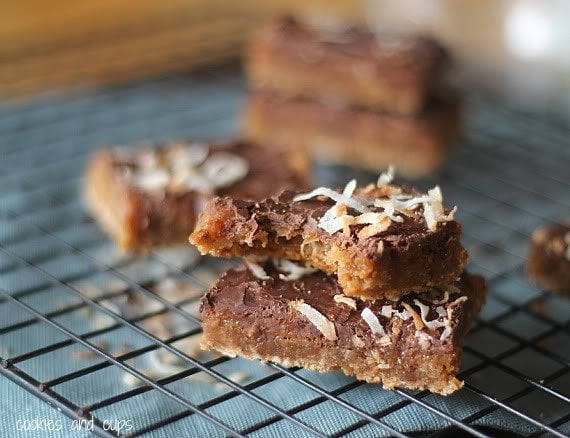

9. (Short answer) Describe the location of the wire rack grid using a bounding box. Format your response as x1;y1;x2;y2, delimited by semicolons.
0;66;569;438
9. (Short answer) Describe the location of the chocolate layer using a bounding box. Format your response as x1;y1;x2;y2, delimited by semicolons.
201;264;487;395
191;188;468;300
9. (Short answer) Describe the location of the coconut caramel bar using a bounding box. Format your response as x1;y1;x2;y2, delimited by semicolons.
247;16;449;115
190;172;468;300
200;261;487;395
85;140;309;252
243;91;461;178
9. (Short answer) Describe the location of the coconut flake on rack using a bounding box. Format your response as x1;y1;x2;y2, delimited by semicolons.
273;259;318;281
333;294;357;309
361;308;387;337
290;300;337;341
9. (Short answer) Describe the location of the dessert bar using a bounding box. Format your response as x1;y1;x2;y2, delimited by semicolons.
191;173;468;300
243;91;461;178
247;16;449;115
85;140;309;251
200;262;487;395
528;222;570;295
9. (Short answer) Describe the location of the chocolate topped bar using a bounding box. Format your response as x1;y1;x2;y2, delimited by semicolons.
85;140;309;251
247;16;449;114
191;172;468;300
201;262;487;395
528;222;570;295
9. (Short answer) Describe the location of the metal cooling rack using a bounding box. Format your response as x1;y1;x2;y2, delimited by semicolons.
0;66;569;437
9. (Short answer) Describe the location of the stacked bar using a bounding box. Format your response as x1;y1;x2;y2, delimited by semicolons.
243;16;461;178
85;140;309;251
191;171;487;394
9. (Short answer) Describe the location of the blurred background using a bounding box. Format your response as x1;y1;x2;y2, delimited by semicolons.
2;0;569;116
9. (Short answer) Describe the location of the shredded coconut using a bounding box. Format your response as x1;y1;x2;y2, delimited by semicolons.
131;169;170;191
381;304;411;320
290;301;337;341
333;294;357;309
354;212;386;224
168;142;209;167
296;172;457;236
410;296;468;341
373;199;405;223
244;259;271;280
377;166;395;187
201;153;249;188
273;259;318;281
446;296;468;321
147;350;187;376
317;205;345;235
361;308;387;336
341;215;355;236
413;299;447;331
335;203;348;216
441;296;467;341
293;181;369;213
343;179;357;197
380;305;393;318
402;303;424;330
422;186;457;231
358;216;391;239
125;143;249;194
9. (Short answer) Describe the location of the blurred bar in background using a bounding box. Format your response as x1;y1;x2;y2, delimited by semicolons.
1;0;569;116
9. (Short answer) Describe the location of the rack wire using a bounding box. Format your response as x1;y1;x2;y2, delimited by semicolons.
0;66;569;437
